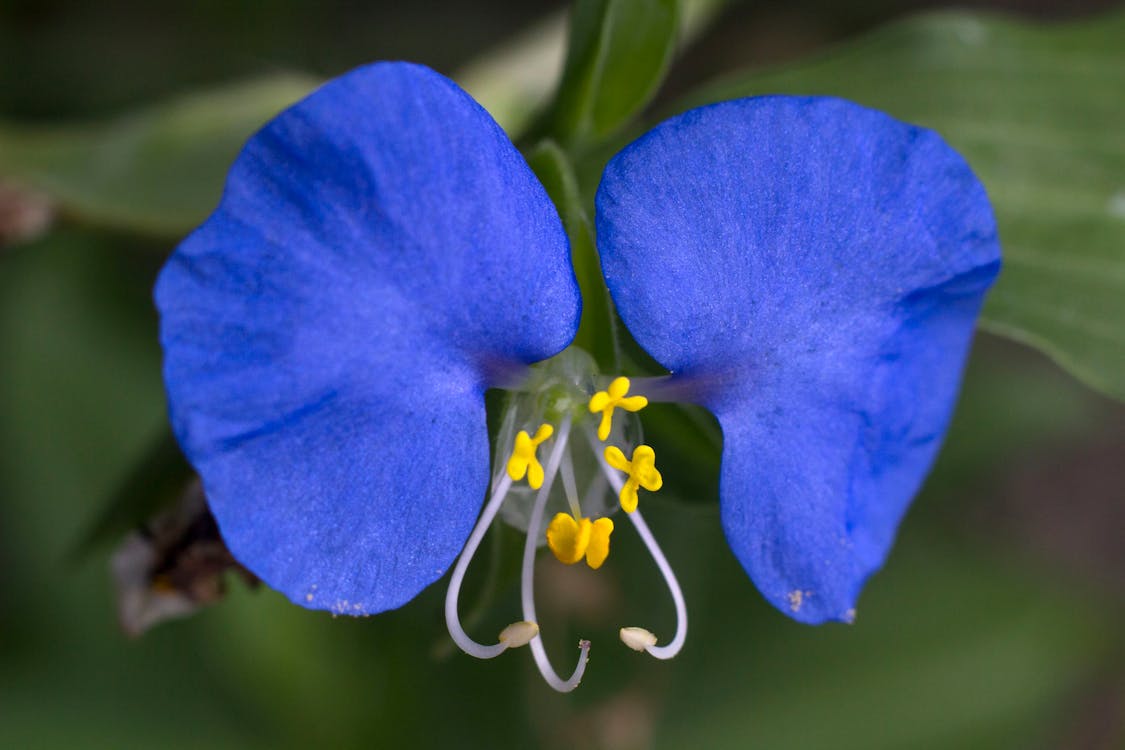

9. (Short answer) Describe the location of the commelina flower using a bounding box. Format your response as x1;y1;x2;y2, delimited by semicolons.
155;62;1000;692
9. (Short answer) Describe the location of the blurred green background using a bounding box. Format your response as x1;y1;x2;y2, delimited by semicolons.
1;1;1122;748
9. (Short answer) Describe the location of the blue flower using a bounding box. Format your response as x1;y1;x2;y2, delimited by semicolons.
156;62;1000;690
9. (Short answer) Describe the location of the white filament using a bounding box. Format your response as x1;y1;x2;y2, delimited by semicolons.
622;509;688;659
491;403;519;486
590;433;688;660
582;469;608;512
557;444;583;518
521;415;590;692
444;472;519;659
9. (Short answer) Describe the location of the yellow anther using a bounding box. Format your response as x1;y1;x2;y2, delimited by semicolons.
506;423;554;489
604;444;662;513
588;376;648;441
546;513;615;569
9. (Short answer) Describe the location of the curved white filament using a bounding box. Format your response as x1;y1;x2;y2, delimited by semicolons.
521;415;590;692
622;509;687;659
444;472;517;659
590;433;688;659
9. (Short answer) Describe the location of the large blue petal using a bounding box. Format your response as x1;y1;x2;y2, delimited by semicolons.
156;62;580;615
596;97;999;623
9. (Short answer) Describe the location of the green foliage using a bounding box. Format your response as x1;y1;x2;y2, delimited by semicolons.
679;10;1125;401
0;75;317;235
527;140;620;370
549;0;680;144
654;521;1115;749
68;429;193;560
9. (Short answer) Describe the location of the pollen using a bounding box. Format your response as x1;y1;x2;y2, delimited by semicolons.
498;620;539;648
507;423;554;489
619;627;658;652
604;444;662;513
546;512;615;569
588;376;648;441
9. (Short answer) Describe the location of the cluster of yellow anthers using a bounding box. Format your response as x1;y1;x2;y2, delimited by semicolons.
506;376;662;571
444;368;686;692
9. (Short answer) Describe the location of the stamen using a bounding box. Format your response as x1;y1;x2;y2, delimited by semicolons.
507;423;554;489
545;513;592;565
589;376;649;441
546;513;614;569
584;517;614;569
444;473;534;658
498;620;539;648
621;509;687;659
619;627;658;652
592;434;688;660
604;444;663;513
521;415;590;692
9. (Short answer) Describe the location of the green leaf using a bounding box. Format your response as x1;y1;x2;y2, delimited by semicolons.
527;139;620;370
0;2;725;240
68;428;194;562
676;10;1125;401
0;74;318;236
642;401;721;504
551;0;680;144
657;527;1116;750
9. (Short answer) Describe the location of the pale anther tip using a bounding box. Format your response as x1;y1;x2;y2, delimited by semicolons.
498;620;539;648
619;626;658;652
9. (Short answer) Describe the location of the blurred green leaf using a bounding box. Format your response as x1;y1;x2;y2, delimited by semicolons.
930;335;1103;490
655;524;1116;750
68;429;194;561
678;10;1125;401
642;402;720;504
551;0;680;144
0;0;717;240
0;75;317;236
527;140;620;369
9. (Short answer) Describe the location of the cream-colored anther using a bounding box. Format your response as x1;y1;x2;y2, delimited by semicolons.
498;621;539;648
620;627;659;652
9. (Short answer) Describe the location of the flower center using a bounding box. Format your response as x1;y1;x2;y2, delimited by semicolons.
443;346;688;692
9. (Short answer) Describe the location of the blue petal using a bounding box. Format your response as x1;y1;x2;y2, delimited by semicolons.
156;62;580;615
596;96;999;623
